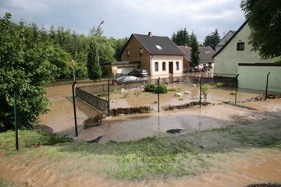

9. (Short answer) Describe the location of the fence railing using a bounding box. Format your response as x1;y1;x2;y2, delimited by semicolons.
75;87;108;114
77;75;237;95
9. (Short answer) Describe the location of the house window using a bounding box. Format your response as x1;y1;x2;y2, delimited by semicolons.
127;50;130;57
237;42;244;51
176;61;179;70
155;62;159;71
162;62;166;71
139;48;143;56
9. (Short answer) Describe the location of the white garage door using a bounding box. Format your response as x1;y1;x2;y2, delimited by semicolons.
117;67;135;74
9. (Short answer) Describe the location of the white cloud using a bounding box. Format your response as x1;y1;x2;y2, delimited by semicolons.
0;0;246;43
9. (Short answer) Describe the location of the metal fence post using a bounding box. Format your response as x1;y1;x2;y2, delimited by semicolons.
235;74;239;104
14;91;19;150
199;75;203;107
158;77;160;112
265;72;270;101
107;80;110;115
72;81;78;137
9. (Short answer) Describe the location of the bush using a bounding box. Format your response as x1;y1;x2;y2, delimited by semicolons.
201;84;210;98
155;85;167;94
144;84;156;92
144;84;167;94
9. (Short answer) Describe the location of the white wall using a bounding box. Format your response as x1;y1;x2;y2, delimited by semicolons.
150;55;183;76
214;22;278;76
238;65;281;92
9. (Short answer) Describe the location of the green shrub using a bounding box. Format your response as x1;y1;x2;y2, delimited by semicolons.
144;84;156;92
215;82;223;88
144;84;167;94
201;84;210;98
155;85;168;94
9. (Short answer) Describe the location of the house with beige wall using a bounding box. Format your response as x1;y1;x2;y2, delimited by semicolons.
121;32;184;76
213;20;278;77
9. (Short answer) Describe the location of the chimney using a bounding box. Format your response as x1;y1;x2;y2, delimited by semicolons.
148;32;152;37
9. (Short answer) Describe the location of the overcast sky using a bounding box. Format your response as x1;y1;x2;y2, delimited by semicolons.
0;0;246;43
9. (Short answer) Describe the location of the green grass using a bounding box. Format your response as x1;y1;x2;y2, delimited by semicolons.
216;126;281;148
1;122;280;181
0;129;72;150
55;136;210;180
0;178;19;187
168;88;181;92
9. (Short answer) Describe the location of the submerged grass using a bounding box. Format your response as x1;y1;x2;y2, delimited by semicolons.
1;121;281;180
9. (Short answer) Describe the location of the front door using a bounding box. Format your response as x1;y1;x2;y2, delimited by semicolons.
169;62;173;74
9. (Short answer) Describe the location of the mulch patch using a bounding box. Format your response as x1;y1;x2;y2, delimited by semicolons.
162;101;211;111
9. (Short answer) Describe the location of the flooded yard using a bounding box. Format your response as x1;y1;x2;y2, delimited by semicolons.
1;83;281;187
39;83;275;141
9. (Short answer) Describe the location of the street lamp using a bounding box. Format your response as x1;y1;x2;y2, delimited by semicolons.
95;20;104;80
97;20;105;33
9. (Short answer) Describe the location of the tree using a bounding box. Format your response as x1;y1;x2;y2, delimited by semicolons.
241;0;281;59
87;41;102;79
87;26;104;80
190;32;200;68
0;13;56;131
112;37;128;61
203;29;221;50
171;28;191;46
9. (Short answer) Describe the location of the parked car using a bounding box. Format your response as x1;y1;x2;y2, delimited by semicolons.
128;69;148;77
184;67;197;73
113;76;141;85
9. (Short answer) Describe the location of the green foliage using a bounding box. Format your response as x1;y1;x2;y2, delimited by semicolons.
0;13;56;131
203;29;221;50
155;85;168;94
144;84;157;92
112;38;128;61
0;129;72;149
241;0;281;59
190;32;200;67
171;28;191;46
215;82;223;88
168;88;180;92
87;41;102;80
145;84;167;94
201;84;210;98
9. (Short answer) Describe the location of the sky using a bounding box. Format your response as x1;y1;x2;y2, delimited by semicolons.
0;0;246;43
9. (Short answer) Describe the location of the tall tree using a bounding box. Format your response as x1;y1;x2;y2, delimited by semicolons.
0;13;56;131
171;28;191;46
241;0;281;59
87;25;104;80
203;29;221;50
87;41;102;79
190;32;200;68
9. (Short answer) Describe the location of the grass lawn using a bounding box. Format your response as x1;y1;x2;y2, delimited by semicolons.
1;121;280;181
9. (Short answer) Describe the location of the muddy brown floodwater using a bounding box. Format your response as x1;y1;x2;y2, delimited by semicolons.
1;84;280;186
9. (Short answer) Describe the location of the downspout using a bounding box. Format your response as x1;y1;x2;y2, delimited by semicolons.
150;55;153;76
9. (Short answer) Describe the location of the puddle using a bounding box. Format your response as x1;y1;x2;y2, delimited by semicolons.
77;104;265;142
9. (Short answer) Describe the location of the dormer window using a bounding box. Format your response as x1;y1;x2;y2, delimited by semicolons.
155;45;163;50
127;50;130;57
139;48;143;56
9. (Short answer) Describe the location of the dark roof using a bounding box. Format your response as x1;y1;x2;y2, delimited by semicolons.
199;46;215;63
178;46;215;64
216;30;236;46
178;46;191;61
130;34;184;56
213;20;248;58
